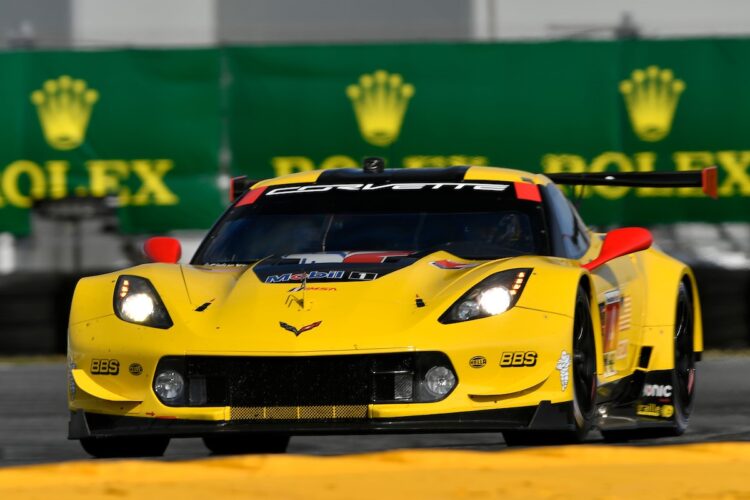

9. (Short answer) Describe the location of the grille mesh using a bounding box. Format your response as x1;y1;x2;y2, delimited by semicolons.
230;405;368;421
184;353;418;407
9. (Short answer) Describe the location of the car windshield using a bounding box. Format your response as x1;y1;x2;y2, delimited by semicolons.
193;182;550;264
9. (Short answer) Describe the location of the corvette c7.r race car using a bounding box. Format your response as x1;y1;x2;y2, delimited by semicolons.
67;159;717;457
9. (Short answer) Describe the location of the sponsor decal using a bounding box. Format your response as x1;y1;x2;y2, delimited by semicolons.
265;182;510;196
288;286;336;292
556;350;571;391
430;260;479;270
283;251;411;265
599;289;623;377
348;271;378;281
279;321;322;337
642;384;673;398
284;252;347;264
91;358;119;375
637;403;675;418
128;363;143;376
469;356;487;368
500;351;537;367
266;270;344;283
616;339;629;360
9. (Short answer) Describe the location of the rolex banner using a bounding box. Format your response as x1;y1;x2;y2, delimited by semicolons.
0;49;223;234
228;40;750;226
2;40;750;235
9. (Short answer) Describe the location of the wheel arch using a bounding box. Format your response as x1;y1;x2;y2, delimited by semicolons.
638;250;704;368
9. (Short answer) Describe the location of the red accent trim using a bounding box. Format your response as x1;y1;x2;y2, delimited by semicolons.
343;251;411;263
298;321;322;334
236;186;268;207
430;259;478;270
143;237;182;264
514;182;542;202
583;227;652;272
702;166;718;199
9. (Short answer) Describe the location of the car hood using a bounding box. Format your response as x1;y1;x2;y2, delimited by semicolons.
174;252;512;353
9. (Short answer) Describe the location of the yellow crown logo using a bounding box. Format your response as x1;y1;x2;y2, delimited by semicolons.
30;75;99;150
346;70;414;147
619;65;685;142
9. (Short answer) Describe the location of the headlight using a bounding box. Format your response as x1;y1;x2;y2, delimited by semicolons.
154;369;185;402
113;275;173;329
423;366;457;397
440;268;532;324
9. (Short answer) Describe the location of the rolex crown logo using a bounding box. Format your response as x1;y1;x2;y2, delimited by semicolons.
619;65;685;142
346;70;414;147
30;75;99;150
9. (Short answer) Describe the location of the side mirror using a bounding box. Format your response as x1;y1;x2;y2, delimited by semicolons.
582;227;652;272
143;237;182;264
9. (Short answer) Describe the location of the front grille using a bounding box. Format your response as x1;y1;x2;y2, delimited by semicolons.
155;352;455;410
230;405;368;421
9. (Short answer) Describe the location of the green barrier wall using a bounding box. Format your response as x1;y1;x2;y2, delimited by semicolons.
2;40;750;234
0;49;223;234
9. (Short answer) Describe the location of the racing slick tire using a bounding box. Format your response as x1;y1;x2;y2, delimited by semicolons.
601;281;697;442
79;436;170;458
202;433;290;455
503;286;597;446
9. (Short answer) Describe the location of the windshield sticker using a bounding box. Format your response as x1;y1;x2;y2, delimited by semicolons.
266;182;510;196
430;260;479;270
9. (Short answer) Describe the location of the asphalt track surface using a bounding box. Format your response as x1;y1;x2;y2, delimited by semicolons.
1;355;748;467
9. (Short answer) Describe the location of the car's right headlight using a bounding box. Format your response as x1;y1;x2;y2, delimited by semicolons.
113;275;173;329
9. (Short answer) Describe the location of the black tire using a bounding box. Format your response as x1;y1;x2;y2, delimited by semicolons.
203;434;290;455
504;286;597;446
79;436;170;458
601;282;696;442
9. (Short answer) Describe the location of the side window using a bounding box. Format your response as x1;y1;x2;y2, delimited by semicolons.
542;184;590;259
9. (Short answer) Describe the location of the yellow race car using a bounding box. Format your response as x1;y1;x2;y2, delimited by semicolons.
67;159;717;457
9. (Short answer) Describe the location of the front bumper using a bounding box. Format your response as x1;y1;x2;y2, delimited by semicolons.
69;401;576;439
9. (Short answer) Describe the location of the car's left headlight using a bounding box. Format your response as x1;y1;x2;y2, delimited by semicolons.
113;275;173;329
439;268;532;324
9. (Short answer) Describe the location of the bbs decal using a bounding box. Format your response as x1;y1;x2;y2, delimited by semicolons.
91;359;120;375
500;351;537;367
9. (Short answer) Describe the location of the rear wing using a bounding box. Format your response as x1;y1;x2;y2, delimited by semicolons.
546;166;718;199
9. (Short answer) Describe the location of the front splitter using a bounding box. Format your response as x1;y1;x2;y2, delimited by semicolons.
69;401;575;439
